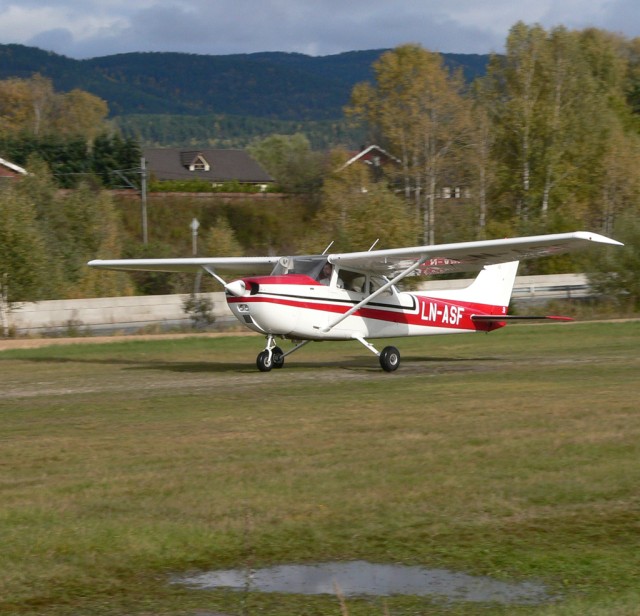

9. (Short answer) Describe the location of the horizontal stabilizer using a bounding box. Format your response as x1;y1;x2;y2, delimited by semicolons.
471;315;574;322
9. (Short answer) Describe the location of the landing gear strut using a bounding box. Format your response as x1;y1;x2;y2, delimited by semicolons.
256;335;401;373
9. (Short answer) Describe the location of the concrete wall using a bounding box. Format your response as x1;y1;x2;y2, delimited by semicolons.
7;273;591;335
9;292;232;335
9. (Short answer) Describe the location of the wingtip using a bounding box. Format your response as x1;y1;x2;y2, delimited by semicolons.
575;231;623;246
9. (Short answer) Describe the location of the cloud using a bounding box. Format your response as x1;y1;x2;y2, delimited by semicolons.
0;0;638;59
28;28;76;54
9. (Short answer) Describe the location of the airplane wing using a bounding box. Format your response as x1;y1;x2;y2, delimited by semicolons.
329;231;622;276
89;232;621;280
87;256;280;275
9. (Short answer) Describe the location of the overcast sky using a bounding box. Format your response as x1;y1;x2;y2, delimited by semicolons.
0;0;638;59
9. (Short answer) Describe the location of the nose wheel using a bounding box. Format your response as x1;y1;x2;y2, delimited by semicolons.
256;336;285;372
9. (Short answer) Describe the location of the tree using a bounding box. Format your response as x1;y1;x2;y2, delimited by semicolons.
54;183;133;298
312;150;415;252
468;80;497;236
202;217;244;257
13;157;132;298
1;131;142;189
0;77;33;137
483;23;550;225
483;24;639;237
0;74;109;138
54;89;109;139
597;123;640;235
0;183;51;306
347;44;472;244
248;133;324;194
588;213;640;310
91;133;119;187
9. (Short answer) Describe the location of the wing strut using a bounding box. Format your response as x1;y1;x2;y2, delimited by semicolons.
201;265;227;287
321;257;426;333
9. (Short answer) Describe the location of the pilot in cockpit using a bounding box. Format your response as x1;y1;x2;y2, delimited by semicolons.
318;263;343;288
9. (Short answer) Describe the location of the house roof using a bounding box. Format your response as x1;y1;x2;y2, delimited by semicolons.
338;145;401;171
144;148;274;184
0;157;27;178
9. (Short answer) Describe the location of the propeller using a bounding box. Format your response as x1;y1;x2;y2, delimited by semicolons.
224;280;246;297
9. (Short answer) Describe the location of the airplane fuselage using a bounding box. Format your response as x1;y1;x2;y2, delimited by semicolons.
226;274;506;341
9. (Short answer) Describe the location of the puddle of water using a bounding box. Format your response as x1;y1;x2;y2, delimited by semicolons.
173;561;551;604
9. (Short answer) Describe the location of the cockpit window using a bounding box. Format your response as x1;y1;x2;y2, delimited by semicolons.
270;258;394;295
271;256;326;279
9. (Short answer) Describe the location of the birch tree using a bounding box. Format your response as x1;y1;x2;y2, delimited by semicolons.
347;44;471;244
483;23;549;223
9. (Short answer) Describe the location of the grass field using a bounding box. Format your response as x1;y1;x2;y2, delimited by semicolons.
1;321;639;616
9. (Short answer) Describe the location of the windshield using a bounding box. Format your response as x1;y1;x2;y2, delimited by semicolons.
270;256;327;279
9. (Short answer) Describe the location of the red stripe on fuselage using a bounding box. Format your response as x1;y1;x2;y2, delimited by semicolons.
227;284;506;332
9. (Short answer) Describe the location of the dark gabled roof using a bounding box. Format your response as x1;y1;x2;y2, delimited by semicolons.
144;148;274;183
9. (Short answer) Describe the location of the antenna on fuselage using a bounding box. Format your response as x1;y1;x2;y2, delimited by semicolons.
321;241;334;255
368;238;380;251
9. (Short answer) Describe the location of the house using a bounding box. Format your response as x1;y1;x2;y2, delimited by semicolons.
0;157;27;179
338;145;401;181
143;148;274;189
339;146;470;200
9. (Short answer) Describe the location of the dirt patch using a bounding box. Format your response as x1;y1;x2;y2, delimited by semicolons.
0;331;258;351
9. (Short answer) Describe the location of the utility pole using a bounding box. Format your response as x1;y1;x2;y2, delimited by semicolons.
140;157;148;245
0;273;9;338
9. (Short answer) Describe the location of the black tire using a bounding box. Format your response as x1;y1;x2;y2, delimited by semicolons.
256;350;273;372
272;346;285;369
379;346;400;372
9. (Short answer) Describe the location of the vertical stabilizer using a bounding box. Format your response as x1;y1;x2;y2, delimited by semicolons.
423;261;520;309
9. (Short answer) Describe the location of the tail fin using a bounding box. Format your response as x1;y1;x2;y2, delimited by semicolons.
424;261;520;310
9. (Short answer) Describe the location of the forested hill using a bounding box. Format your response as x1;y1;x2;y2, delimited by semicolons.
0;44;489;121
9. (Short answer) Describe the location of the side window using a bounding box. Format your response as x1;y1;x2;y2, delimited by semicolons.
337;269;367;293
370;275;393;295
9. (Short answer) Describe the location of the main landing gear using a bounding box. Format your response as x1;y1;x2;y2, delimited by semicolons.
379;345;401;372
255;335;401;372
354;336;401;372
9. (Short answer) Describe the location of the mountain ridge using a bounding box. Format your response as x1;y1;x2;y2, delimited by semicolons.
0;43;489;121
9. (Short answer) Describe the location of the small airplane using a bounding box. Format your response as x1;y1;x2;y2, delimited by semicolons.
89;231;621;372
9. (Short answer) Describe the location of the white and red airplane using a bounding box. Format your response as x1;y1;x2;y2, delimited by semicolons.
89;231;621;372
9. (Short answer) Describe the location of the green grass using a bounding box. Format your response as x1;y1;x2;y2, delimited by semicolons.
1;321;639;615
